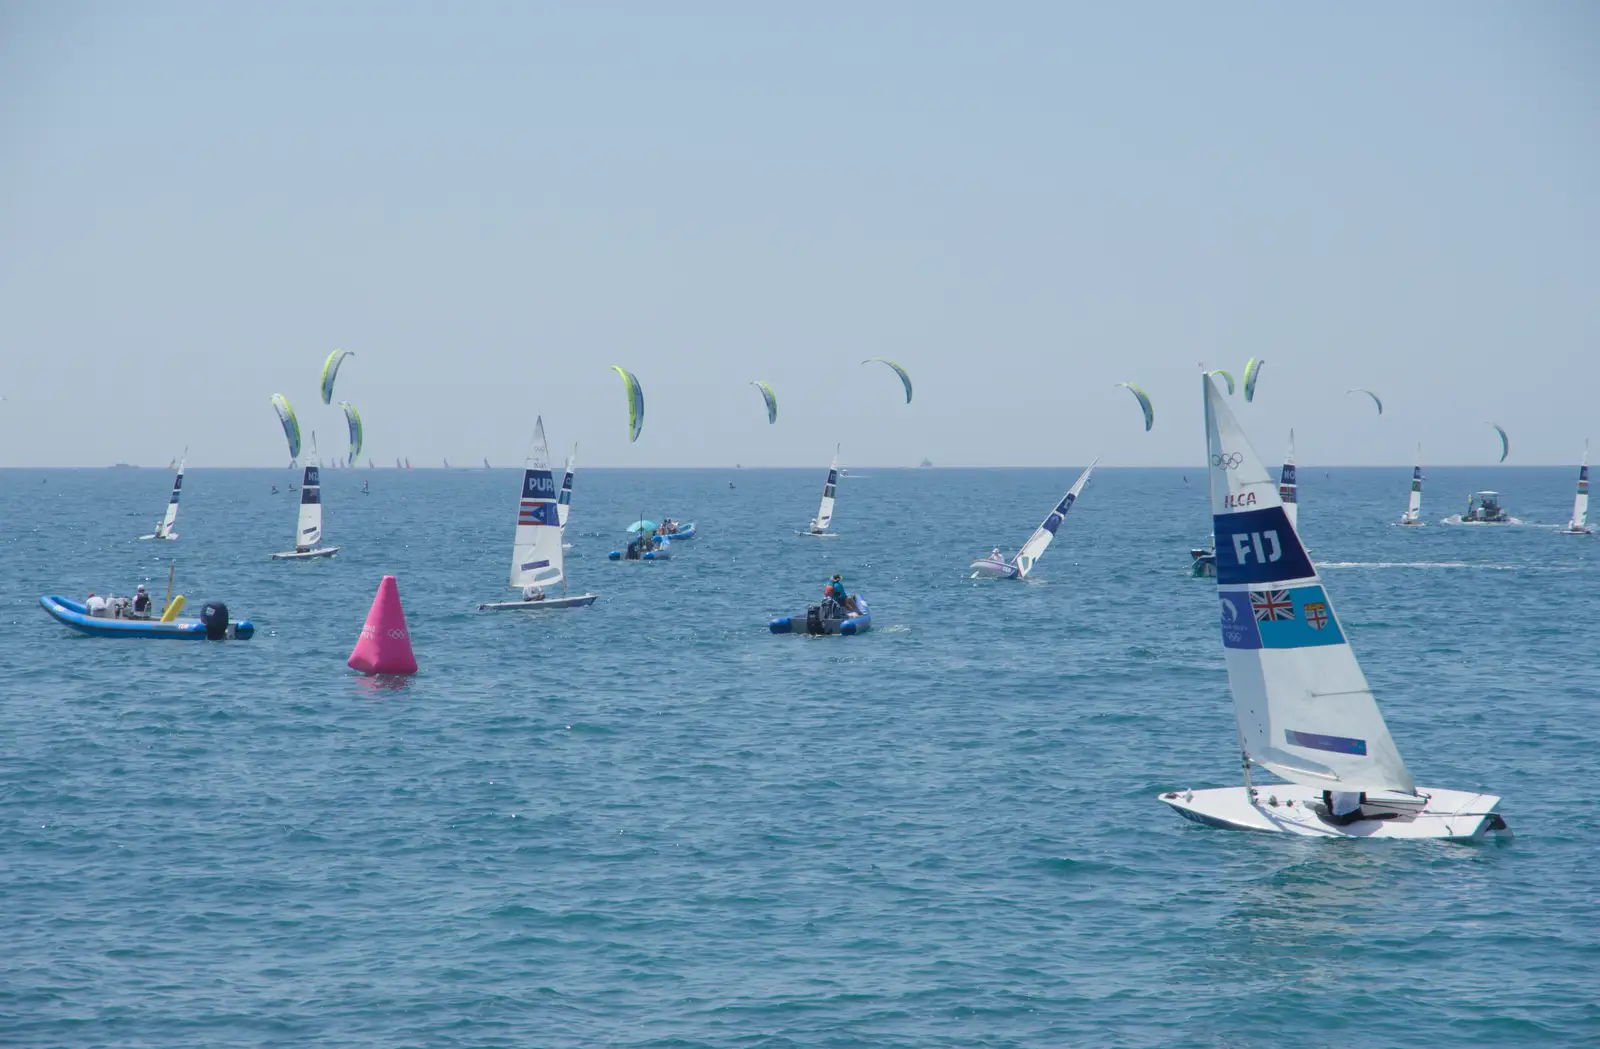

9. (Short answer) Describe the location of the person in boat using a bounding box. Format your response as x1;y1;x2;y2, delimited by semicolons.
988;547;1007;566
625;536;643;560
522;584;545;601
1322;790;1364;825
661;518;676;536
131;585;153;618
86;592;108;617
825;574;857;614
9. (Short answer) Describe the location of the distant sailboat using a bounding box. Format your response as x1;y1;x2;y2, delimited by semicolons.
139;451;186;540
971;460;1097;579
368;458;375;469
405;458;412;470
443;458;451;470
557;445;577;550
1278;430;1297;531
1400;445;1424;526
1158;374;1507;839
1559;441;1591;535
483;457;491;470
478;417;597;612
396;457;403;469
798;446;841;536
271;435;338;559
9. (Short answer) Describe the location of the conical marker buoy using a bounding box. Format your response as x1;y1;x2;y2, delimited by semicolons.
348;575;417;675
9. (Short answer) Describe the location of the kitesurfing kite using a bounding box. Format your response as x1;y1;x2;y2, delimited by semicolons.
340;401;363;462
320;349;354;404
862;358;913;404
1243;358;1264;402
271;394;302;462
750;381;777;424
1490;423;1510;463
1206;369;1235;395
1347;388;1384;415
1116;383;1154;431
612;366;644;442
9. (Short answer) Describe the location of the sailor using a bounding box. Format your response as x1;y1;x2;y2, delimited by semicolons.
85;592;108;617
989;547;1005;564
131;585;153;618
522;584;545;601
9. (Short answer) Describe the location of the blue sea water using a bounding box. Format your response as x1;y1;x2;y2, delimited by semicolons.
3;464;1598;1048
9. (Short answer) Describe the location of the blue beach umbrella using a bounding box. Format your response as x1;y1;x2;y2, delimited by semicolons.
626;519;659;533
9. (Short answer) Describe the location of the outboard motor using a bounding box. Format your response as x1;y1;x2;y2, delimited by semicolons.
201;601;229;640
805;604;824;636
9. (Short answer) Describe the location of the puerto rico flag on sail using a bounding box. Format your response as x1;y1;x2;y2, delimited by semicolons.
518;468;559;526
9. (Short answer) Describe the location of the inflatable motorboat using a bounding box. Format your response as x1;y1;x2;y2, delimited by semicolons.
659;522;695;541
609;537;671;561
40;595;254;640
769;596;871;636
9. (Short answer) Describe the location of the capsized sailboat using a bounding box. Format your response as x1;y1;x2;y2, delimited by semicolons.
798;446;841;537
139;451;186;540
971;459;1097;579
271;436;338;559
1400;445;1424;526
1559;441;1591;535
1158;374;1507;839
479;418;597;611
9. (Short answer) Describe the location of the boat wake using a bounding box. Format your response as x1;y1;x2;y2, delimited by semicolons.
1315;560;1518;571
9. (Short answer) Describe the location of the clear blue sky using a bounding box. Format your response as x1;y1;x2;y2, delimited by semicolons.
2;2;1595;467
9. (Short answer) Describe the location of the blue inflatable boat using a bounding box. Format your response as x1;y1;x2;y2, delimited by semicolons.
660;523;695;541
769;596;870;636
40;595;255;640
608;537;672;561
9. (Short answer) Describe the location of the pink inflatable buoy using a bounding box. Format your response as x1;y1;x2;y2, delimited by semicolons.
348;575;418;675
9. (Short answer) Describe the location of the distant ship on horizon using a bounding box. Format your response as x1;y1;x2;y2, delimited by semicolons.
918;458;933;468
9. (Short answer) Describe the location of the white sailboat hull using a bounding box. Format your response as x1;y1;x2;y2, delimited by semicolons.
796;529;839;538
138;532;178;541
1558;526;1592;535
479;593;598;612
969;558;1019;579
1159;784;1505;840
271;546;339;560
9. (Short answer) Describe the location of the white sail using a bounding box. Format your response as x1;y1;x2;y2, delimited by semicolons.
295;441;324;549
1277;430;1297;531
155;453;185;537
509;418;565;591
1013;459;1097;578
557;445;577;530
1205;374;1414;794
811;446;840;531
1401;444;1423;524
1569;441;1590;531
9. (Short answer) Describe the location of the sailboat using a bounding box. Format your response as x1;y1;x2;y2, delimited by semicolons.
483;457;491;470
1558;441;1591;535
271;436;338;559
971;460;1097;579
557;445;576;549
1158;373;1508;838
1278;430;1297;531
1400;444;1424;526
139;451;186;540
479;417;597;612
396;457;403;469
443;458;451;470
405;458;412;470
797;446;841;537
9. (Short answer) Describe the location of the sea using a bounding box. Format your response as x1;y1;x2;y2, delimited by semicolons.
3;464;1597;1048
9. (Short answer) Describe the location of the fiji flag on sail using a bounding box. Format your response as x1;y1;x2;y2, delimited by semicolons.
1220;585;1345;649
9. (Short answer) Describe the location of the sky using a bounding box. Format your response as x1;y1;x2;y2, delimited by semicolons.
1;2;1596;467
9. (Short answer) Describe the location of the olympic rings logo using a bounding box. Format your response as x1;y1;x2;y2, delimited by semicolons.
387;629;407;640
1211;452;1243;470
